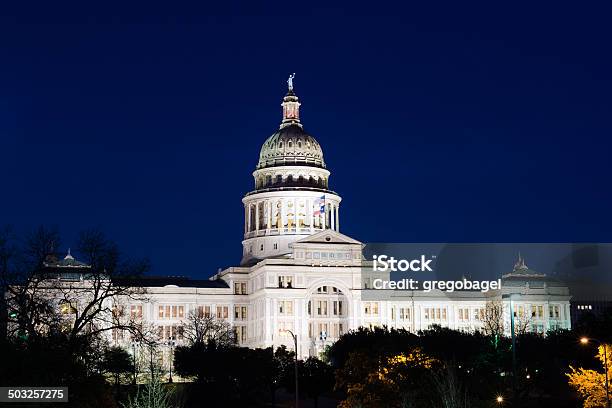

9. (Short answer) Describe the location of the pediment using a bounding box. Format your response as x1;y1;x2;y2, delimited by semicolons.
293;230;362;245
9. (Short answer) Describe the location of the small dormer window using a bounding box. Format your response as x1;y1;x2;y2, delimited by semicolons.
279;142;283;148
298;141;302;148
288;141;293;148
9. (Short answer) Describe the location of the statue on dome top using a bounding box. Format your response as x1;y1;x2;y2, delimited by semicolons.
287;73;296;91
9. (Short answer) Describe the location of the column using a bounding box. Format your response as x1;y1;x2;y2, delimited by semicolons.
335;205;339;231
544;301;550;333
266;201;272;230
247;203;252;233
331;204;336;230
255;201;260;231
309;198;314;233
293;198;298;230
280;200;285;234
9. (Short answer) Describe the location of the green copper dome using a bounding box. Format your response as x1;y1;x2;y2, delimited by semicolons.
256;124;326;170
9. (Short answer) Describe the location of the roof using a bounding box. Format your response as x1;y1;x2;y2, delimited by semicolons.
112;276;229;289
257;124;326;170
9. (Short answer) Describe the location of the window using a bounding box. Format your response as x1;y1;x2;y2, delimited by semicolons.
363;302;379;316
513;305;525;318
425;308;447;321
234;282;248;294
333;301;344;316
399;307;411;321
317;300;328;316
197;305;211;318
473;308;484;321
260;244;264;251
158;305;184;319
157;325;183;341
549;305;560;319
278;276;293;288
216;306;229;319
273;243;278;249
279;301;293;316
235;326;247;343
130;305;143;319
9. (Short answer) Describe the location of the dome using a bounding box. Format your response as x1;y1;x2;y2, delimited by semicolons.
256;124;326;169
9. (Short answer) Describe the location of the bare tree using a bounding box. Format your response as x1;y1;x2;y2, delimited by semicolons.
430;364;471;408
512;312;532;336
482;300;504;337
2;226;64;339
2;226;150;348
182;310;236;346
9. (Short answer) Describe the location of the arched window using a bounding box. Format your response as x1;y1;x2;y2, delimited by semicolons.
276;175;282;184
265;175;272;187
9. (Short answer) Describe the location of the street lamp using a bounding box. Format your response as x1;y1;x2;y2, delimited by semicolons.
131;340;139;385
167;336;176;383
496;395;504;404
283;330;299;408
580;337;610;408
502;292;521;398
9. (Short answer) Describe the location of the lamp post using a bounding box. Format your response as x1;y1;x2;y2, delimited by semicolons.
502;294;520;388
580;337;610;408
167;336;176;383
131;340;139;385
284;330;299;408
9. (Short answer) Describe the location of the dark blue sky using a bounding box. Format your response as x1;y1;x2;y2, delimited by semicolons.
1;3;611;278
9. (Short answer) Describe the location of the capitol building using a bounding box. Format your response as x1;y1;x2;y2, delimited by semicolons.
40;78;571;359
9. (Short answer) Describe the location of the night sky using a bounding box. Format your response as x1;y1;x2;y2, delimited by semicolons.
1;4;611;278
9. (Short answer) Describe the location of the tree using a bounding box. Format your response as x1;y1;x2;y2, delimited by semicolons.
430;364;470;408
483;300;504;337
336;349;437;408
2;227;150;349
122;371;175;408
102;346;134;386
567;344;612;408
1;226;64;340
182;311;235;347
302;357;334;408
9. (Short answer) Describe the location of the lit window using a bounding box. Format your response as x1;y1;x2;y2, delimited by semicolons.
130;305;143;319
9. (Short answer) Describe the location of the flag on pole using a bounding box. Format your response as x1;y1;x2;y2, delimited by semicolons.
313;195;325;216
